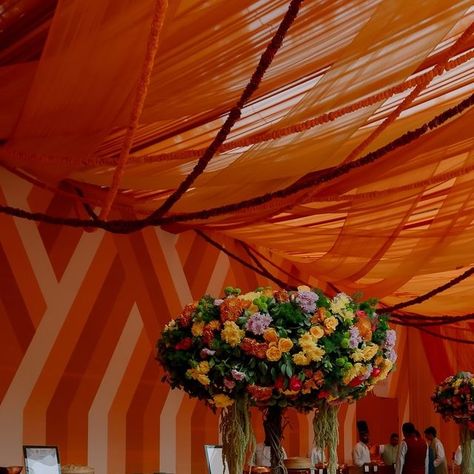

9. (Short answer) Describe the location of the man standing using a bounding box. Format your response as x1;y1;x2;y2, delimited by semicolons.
396;422;427;474
424;427;447;474
381;433;400;466
353;420;372;467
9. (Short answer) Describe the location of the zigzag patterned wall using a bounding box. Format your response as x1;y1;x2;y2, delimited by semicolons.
0;169;458;474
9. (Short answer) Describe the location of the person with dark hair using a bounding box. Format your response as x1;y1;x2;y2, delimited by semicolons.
424;426;447;474
395;422;427;474
380;433;400;466
353;420;372;467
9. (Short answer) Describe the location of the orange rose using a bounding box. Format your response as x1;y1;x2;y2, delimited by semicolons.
355;312;373;341
266;346;283;362
263;328;279;343
278;338;294;353
309;325;325;339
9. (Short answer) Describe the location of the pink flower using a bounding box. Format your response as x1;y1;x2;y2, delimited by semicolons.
224;378;236;390
231;369;246;381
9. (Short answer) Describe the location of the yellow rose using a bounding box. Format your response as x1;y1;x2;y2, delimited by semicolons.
197;374;210;385
247;303;259;315
213;394;234;408
305;346;325;362
343;363;364;384
278;338;294;353
198;361;210;374
330;300;345;314
297;285;311;292
309;325;325;340
341;309;354;321
221;321;245;347
266;346;282;362
330;293;351;315
323;316;338;334
238;291;261;302
377;359;394;381
362;343;379;361
191;321;205;337
186;368;197;379
263;328;279;343
299;333;315;350
293;352;310;366
351;349;365;362
262;288;274;297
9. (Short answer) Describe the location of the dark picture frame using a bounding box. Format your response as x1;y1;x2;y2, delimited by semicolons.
23;446;61;474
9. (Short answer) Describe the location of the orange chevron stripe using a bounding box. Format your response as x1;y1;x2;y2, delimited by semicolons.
47;258;133;463
23;233;117;444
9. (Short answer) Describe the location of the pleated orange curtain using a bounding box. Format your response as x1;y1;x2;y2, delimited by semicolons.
1;0;163;179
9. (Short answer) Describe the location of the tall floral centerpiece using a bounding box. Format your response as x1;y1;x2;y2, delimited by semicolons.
157;286;396;474
432;372;474;474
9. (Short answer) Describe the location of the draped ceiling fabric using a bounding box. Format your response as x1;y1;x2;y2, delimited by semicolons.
0;0;474;471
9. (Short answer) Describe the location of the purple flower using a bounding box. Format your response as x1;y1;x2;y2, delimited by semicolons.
385;348;397;363
295;291;319;313
348;326;362;349
200;348;216;358
245;312;272;335
224;378;236;390
231;369;246;381
384;329;396;350
214;299;224;306
361;364;373;380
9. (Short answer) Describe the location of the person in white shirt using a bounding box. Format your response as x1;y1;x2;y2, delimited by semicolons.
380;433;400;466
353;429;371;467
424;426;447;474
310;445;325;466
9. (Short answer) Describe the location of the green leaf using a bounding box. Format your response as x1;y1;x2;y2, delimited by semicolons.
258;361;268;375
285;363;293;378
280;363;287;375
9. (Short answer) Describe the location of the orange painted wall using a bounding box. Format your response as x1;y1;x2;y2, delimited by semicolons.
0;173;470;473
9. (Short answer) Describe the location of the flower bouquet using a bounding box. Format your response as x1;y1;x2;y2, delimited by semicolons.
432;372;474;474
157;286;396;474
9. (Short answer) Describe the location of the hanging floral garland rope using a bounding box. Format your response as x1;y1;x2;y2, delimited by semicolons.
0;92;472;231
157;286;396;474
384;266;474;312
148;0;305;220
2;48;473;169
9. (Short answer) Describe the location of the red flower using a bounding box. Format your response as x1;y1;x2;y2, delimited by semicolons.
175;337;193;350
289;376;302;392
371;367;381;378
247;384;273;401
175;304;196;328
240;338;269;359
275;375;285;391
318;390;330;399
202;327;215;346
348;376;363;387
